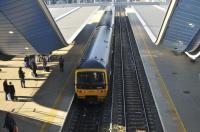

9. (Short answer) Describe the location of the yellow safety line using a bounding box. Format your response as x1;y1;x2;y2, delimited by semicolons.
139;29;187;132
39;68;75;132
40;26;96;132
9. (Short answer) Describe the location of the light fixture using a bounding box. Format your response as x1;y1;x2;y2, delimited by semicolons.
8;31;14;34
188;23;195;28
24;47;29;55
178;40;183;44
178;40;186;46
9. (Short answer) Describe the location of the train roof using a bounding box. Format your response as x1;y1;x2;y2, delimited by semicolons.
79;26;112;68
79;59;105;69
78;7;114;70
96;10;113;28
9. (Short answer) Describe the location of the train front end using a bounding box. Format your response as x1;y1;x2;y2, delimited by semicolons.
75;69;108;102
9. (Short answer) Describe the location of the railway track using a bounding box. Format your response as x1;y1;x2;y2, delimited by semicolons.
111;6;163;132
61;6;162;132
61;99;103;132
61;93;113;132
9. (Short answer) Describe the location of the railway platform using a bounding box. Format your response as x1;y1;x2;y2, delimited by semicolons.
48;6;100;44
0;9;104;132
126;6;200;132
0;45;79;132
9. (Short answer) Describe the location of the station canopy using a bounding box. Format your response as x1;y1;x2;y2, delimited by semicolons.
156;0;200;53
0;0;66;55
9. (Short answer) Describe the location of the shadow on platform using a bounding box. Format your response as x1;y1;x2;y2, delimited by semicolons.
0;23;97;132
0;53;15;61
32;23;97;111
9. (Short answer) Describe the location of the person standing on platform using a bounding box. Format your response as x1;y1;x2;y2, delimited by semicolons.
24;55;30;68
32;61;37;77
3;79;9;101
30;60;37;77
18;67;25;88
59;56;64;72
4;112;18;132
8;82;16;101
42;56;47;71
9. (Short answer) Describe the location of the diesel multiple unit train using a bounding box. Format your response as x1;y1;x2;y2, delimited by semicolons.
75;7;115;102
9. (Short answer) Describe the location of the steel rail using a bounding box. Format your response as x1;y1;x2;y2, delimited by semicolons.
110;7;126;131
111;6;160;132
122;9;150;132
119;7;127;132
109;8;117;132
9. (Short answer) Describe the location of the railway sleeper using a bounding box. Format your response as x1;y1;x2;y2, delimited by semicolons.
125;96;140;100
126;105;143;109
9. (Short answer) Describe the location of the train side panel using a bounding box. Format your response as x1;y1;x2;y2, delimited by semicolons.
75;7;115;102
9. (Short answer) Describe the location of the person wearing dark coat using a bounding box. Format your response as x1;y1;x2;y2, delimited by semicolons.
59;56;64;72
24;56;29;68
18;67;25;88
32;61;37;77
3;79;9;100
42;57;47;71
30;60;37;77
4;112;17;132
9;82;16;101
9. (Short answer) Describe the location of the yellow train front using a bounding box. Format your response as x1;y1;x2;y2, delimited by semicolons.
75;68;109;102
75;7;114;102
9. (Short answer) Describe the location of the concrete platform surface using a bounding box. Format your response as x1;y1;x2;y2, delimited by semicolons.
55;6;100;43
48;7;77;19
0;9;104;132
0;45;75;132
133;5;166;41
127;7;200;132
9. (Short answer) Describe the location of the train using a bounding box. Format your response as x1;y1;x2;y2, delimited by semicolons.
75;6;115;102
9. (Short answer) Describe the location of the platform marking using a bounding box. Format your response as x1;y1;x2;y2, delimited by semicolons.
58;95;74;132
40;23;97;132
131;6;156;43
57;28;98;132
39;68;75;132
127;7;187;131
198;73;200;81
55;7;80;21
153;5;166;12
67;7;100;44
139;29;187;132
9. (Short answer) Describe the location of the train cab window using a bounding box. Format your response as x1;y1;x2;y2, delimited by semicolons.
77;71;106;89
